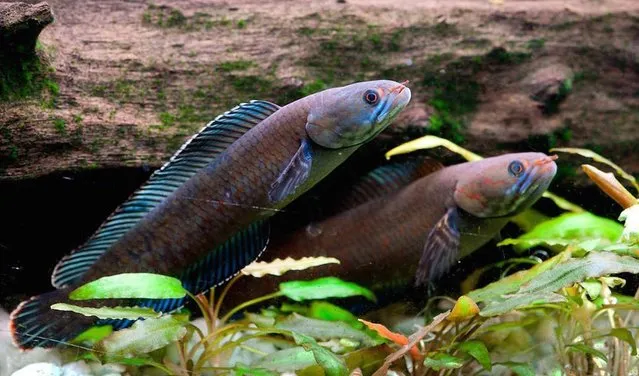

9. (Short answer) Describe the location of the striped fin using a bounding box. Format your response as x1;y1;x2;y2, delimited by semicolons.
333;158;444;212
51;100;280;288
95;220;270;330
415;206;461;287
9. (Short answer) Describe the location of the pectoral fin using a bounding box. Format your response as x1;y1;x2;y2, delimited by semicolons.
415;207;461;287
269;138;313;203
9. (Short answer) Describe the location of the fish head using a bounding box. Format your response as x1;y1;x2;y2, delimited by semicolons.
453;152;558;218
305;80;411;148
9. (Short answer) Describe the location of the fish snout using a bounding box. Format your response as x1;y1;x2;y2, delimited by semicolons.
389;81;411;109
535;154;559;176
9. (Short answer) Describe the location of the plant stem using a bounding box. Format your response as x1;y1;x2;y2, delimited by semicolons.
220;291;283;324
214;273;243;323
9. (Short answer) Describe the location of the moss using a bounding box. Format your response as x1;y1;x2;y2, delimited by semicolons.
0;47;58;103
236;19;247;29
484;47;531;65
142;4;237;31
53;118;67;134
526;39;546;51
218;60;255;72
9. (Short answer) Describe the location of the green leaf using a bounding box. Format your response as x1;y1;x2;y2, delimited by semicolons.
343;345;391;376
478;252;639;316
518;252;639;295
71;325;113;345
468;252;569;303
292;332;348;376
447;295;479;321
70;273;187;300
99;316;187;356
609;328;637;355
279;277;376;302
501;212;623;251
232;363;279;376
458;340;491;370
308;301;363;329
480;292;566;317
385;135;482;161
423;353;464;371
496;362;535;376
51;304;161;320
254;347;318;372
578;280;602;299
566;344;608;362
276;313;379;347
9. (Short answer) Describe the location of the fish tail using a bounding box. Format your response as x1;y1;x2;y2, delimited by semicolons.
10;287;97;349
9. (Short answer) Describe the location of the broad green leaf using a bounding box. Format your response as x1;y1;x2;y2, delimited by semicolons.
480;292;566;317
609;328;637;355
276;313;379;346
70;273;186;300
479;252;639;316
447;295;479;321
279;277;376;302
578;280;602;299
496;362;535;376
384;135;482;161
468;252;569;303
500;212;623;251
458;340;491;370
423;353;464;370
343;345;392;376
254;348;317;373
550;147;639;193
99;316;187;356
519;252;639;294
308;301;363;329
71;325;113;345
241;257;340;277
566;344;607;362
231;364;278;376
292;332;348;376
51;304;160;320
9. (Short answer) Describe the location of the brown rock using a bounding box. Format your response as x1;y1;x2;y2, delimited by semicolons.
0;2;53;56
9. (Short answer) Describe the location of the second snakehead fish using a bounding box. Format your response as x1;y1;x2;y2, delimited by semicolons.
222;153;558;312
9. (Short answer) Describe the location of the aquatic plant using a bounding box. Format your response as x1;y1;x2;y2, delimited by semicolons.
34;137;639;375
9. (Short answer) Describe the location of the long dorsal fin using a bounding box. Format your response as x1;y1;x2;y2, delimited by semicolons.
51;100;280;288
332;157;444;212
96;220;270;330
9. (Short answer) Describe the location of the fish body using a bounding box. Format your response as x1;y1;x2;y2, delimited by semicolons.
222;153;557;312
11;80;411;349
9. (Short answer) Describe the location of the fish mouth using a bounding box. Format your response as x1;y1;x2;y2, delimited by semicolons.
518;155;558;196
376;81;411;124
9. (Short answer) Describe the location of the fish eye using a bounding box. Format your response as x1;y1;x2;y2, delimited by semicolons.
508;160;525;177
363;90;380;105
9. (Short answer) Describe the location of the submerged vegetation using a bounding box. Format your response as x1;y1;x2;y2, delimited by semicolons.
33;137;639;376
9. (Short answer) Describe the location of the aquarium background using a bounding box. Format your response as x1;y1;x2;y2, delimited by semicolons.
1;0;638;375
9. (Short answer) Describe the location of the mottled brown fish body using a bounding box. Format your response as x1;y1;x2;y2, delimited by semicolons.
82;98;303;279
221;164;470;308
82;95;357;281
221;153;557;312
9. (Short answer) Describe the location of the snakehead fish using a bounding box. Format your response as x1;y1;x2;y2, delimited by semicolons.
10;80;411;349
221;153;558;312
